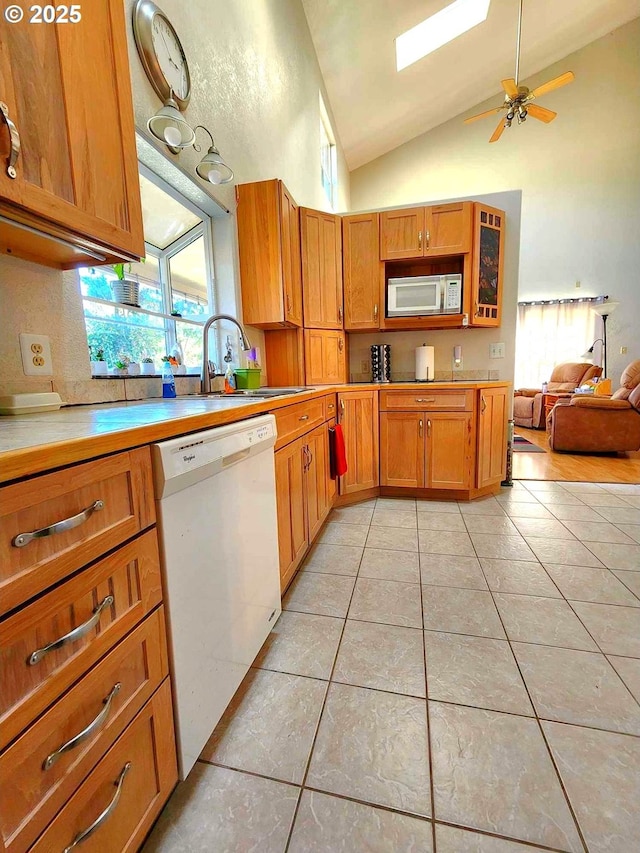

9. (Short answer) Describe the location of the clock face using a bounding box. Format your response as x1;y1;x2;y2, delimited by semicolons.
133;0;191;110
151;14;189;101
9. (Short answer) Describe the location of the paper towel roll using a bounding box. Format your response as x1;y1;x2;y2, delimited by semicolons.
415;345;435;381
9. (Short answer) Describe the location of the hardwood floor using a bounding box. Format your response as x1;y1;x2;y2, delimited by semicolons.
513;426;640;483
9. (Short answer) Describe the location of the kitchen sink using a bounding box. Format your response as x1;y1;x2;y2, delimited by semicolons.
200;387;312;399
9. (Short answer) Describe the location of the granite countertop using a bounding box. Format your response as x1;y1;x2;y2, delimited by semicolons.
0;381;510;483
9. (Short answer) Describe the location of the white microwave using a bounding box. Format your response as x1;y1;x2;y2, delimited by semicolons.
387;274;462;317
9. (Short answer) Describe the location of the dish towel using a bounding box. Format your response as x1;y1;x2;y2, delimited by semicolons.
329;424;348;479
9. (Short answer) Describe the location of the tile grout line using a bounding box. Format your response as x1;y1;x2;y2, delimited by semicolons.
472;512;590;853
282;499;372;853
416;498;440;853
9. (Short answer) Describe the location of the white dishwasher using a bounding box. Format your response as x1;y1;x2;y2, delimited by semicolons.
152;414;281;779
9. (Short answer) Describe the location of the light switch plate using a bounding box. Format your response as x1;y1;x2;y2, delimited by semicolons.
19;333;53;376
490;342;505;359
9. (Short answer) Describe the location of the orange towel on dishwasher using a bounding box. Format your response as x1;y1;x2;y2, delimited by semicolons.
329;423;348;478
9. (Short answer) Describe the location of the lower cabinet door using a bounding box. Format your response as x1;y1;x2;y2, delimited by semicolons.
274;438;308;592
338;391;379;495
380;412;425;488
426;413;473;490
326;418;337;506
477;387;508;488
29;679;177;853
305;424;331;542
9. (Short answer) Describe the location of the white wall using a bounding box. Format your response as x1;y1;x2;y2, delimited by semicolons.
350;19;640;384
0;0;349;401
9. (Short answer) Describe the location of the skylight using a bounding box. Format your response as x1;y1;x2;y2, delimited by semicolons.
395;0;491;71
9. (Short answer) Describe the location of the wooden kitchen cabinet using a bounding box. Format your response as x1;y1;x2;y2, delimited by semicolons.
477;386;508;488
380;412;425;488
300;207;343;329
380;203;472;261
237;179;303;328
425;412;473;490
0;1;144;269
470;203;505;328
305;424;331;541
274;438;308;591
338;391;379;494
343;213;381;330
304;329;347;385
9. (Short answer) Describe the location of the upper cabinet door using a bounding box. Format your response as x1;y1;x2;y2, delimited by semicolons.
470;203;505;327
343;213;380;330
304;329;347;385
300;208;343;329
379;208;425;260
0;1;144;267
237;179;302;329
424;202;472;256
279;183;303;326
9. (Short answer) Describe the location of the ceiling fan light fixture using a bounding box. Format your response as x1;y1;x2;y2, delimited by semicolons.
395;0;491;71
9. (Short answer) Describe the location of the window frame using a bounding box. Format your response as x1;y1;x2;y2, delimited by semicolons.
319;92;338;210
81;163;218;370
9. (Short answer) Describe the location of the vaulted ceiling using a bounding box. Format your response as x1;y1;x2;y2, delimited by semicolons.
301;0;640;169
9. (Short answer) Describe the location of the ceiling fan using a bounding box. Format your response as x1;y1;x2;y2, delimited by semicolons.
464;0;575;142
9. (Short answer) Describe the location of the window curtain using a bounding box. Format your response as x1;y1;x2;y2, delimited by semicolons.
515;301;597;389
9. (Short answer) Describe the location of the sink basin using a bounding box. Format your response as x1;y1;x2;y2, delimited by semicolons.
202;387;311;399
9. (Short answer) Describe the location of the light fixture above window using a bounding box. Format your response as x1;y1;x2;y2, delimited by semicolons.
146;100;234;186
395;0;491;71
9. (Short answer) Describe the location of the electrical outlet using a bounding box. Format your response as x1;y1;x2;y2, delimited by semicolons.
490;342;505;359
575;280;581;288
620;346;628;355
20;333;53;376
361;360;370;374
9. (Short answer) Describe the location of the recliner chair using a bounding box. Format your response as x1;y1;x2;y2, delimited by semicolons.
513;362;602;429
548;360;640;453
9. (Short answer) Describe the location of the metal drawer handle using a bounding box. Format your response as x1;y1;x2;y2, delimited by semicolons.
338;337;344;351
299;414;309;421
415;398;435;403
44;683;121;770
327;403;334;410
0;101;20;179
338;306;343;322
13;499;104;548
427;419;432;436
374;303;378;321
62;762;131;852
481;395;487;414
418;230;422;249
419;419;423;437
29;595;114;666
426;229;430;248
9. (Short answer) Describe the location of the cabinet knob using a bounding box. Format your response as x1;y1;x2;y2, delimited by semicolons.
0;102;20;179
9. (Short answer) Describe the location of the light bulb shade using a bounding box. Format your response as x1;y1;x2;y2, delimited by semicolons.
591;300;620;317
580;348;594;360
147;97;195;148
195;146;234;184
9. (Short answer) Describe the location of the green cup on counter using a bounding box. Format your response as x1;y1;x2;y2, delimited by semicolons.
234;368;261;389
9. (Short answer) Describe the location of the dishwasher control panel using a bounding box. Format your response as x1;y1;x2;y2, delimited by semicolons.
152;414;277;497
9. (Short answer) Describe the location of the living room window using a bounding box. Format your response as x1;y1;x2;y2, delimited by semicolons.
515;299;597;388
80;167;217;372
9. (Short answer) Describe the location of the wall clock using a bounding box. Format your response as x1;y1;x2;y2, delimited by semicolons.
133;0;191;111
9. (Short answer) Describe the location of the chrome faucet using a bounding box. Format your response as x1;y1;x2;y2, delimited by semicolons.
201;314;253;394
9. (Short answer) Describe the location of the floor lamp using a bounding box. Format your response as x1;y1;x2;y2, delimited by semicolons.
582;300;619;379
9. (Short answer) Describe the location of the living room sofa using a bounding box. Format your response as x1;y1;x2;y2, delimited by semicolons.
513;362;603;429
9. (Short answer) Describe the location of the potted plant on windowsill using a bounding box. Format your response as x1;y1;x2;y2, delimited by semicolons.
110;263;140;307
140;356;155;376
90;346;108;377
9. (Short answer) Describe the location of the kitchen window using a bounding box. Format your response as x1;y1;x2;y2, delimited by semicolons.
80;166;217;372
320;93;338;210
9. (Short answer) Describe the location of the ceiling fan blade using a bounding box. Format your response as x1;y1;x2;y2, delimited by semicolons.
489;117;506;143
527;104;557;123
529;71;575;99
464;106;504;125
501;78;518;98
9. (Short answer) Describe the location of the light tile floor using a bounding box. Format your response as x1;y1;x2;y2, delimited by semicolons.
143;481;640;853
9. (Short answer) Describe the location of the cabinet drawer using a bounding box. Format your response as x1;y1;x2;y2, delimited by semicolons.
273;397;325;450
323;394;337;421
0;530;162;750
0;447;155;616
29;679;177;853
379;389;474;412
0;608;168;853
